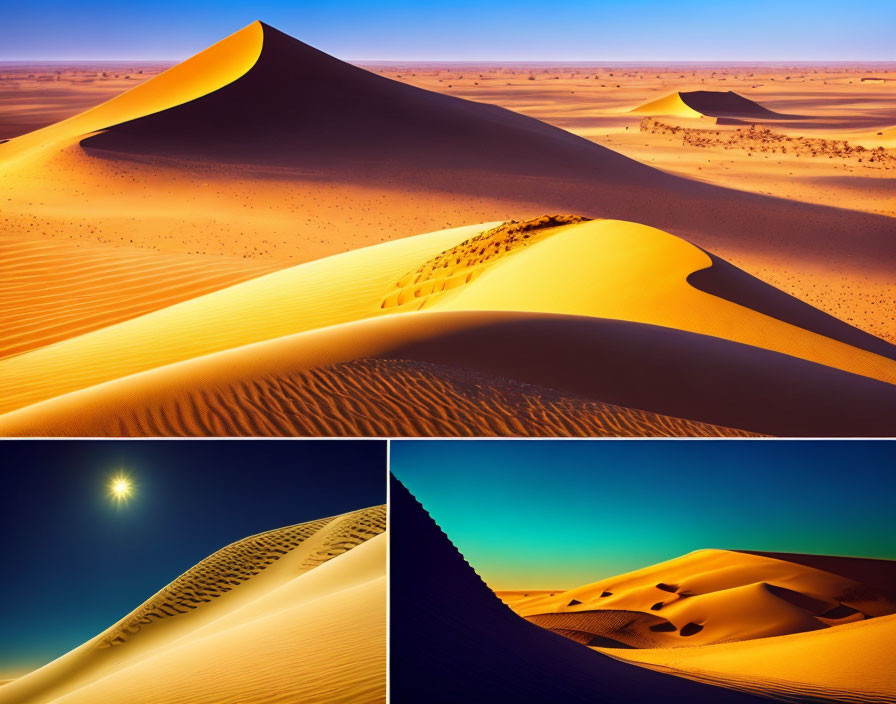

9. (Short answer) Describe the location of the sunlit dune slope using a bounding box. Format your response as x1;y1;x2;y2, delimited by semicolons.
1;218;893;414
2;218;894;437
631;91;796;120
0;506;386;704
605;614;896;704
503;549;896;649
391;476;769;703
0;23;262;166
0;237;281;359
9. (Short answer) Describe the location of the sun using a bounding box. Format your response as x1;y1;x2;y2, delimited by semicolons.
108;472;134;504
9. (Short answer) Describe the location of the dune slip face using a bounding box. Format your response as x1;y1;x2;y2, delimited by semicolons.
0;505;386;704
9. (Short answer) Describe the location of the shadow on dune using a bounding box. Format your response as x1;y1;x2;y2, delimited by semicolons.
736;552;896;604
687;253;896;361
679;90;803;120
390;475;774;703
80;23;894;272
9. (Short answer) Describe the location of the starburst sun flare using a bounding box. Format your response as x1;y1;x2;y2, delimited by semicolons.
108;472;134;504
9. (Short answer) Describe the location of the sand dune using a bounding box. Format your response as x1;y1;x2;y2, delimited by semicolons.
0;506;386;704
390;475;770;703
1;217;893;437
631;90;797;120
607;614;896;704
503;549;896;649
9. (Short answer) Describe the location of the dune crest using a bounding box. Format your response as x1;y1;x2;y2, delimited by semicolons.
0;505;386;704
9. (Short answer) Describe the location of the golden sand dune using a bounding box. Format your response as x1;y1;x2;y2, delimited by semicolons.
607;613;896;704
0;506;386;704
501;550;896;649
1;217;894;437
0;23;262;166
0;236;280;358
630;90;796;121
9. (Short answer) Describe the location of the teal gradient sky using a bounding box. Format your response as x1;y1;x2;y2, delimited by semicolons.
391;441;896;590
2;1;894;60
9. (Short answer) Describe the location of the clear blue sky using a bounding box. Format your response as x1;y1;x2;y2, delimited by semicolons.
0;440;385;677
391;440;896;590
2;0;894;61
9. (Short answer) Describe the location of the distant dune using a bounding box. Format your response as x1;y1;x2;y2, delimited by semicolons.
0;506;385;704
631;90;798;120
390;476;769;703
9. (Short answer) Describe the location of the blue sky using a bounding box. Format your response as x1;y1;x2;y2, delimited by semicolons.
391;440;896;590
2;0;894;60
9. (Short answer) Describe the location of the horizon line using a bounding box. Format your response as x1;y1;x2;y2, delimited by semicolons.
2;57;895;64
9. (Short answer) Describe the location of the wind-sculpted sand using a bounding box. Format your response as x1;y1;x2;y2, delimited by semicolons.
0;236;280;358
0;357;756;437
0;505;386;704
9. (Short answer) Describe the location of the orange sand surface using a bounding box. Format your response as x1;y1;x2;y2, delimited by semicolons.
499;550;896;702
1;24;893;436
0;506;386;704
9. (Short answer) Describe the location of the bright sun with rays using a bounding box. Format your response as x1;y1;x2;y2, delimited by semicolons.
108;472;134;504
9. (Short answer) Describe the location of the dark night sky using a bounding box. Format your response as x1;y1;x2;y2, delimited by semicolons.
0;440;385;676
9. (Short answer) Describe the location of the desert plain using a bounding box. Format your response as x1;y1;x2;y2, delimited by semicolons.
1;22;894;436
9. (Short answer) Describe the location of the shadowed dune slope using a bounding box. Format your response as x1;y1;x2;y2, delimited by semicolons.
1;311;894;438
506;550;896;650
0;506;386;704
80;23;652;181
390;476;771;704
